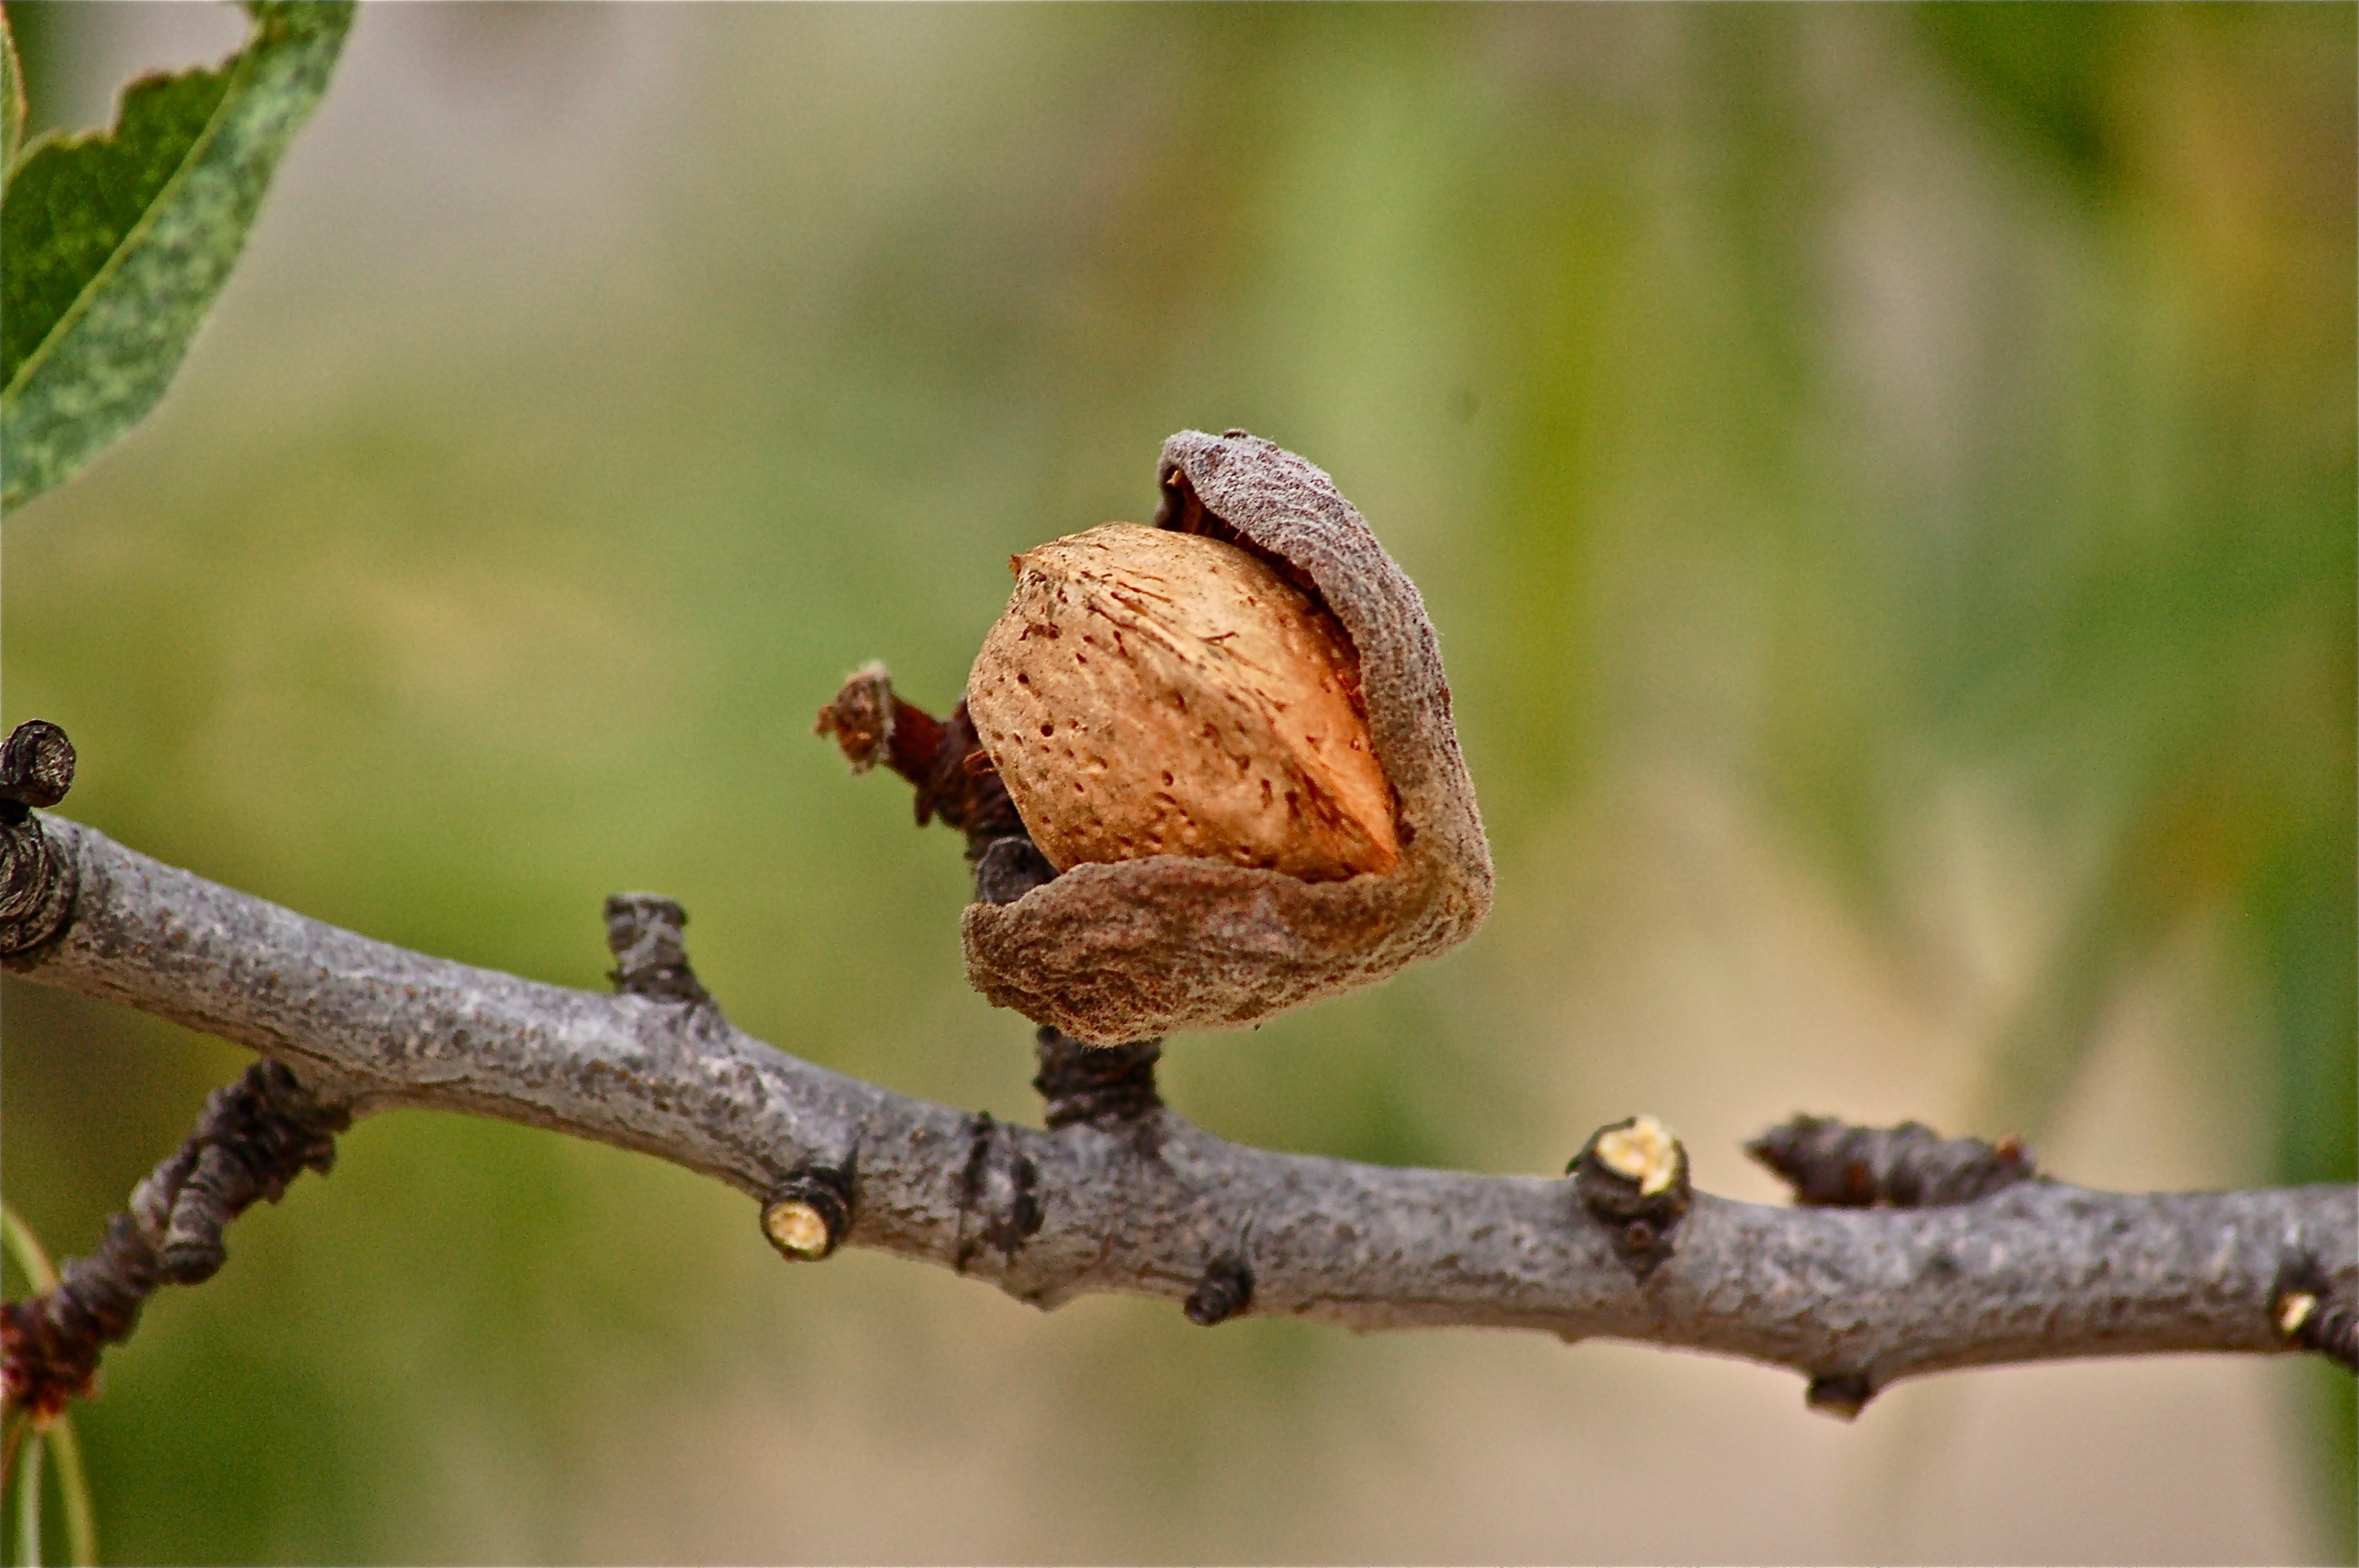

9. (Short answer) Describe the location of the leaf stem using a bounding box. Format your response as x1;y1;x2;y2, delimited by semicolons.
1;1207;60;1298
12;1426;40;1567
42;1421;91;1568
1;1210;95;1565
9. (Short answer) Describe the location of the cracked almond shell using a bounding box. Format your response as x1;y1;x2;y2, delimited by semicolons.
961;430;1494;1043
966;522;1400;883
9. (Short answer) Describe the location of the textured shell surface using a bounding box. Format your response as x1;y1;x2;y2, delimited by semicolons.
966;523;1398;882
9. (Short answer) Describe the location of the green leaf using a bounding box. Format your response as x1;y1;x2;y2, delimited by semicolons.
0;1;352;514
2;7;25;177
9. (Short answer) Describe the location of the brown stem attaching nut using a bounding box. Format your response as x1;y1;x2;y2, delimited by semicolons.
958;430;1493;1043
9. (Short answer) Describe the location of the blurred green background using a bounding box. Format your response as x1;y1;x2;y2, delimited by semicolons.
2;3;2351;1562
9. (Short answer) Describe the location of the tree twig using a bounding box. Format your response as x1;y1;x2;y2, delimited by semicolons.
2;803;2350;1422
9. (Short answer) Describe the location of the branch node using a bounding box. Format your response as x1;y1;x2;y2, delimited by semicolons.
0;720;78;956
1033;1028;1163;1131
3;1061;346;1422
761;1167;853;1262
953;1113;1044;1272
603;894;716;1009
1183;1254;1255;1327
1747;1114;2036;1208
1571;1116;1692;1278
1805;1371;1876;1421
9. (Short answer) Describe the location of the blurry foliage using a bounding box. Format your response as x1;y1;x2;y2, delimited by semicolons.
0;4;2350;1562
0;2;351;510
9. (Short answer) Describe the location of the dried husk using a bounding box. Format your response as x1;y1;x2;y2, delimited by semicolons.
961;430;1493;1043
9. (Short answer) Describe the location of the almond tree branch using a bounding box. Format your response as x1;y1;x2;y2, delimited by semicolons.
3;804;2354;1425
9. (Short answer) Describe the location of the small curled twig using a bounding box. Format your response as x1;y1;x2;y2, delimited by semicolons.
2;1061;348;1424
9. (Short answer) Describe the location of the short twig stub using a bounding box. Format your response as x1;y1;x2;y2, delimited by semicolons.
0;720;75;816
1747;1115;2037;1208
603;893;717;1008
1805;1371;1876;1421
2273;1256;2359;1371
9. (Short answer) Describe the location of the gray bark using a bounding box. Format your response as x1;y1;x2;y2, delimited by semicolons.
9;814;2354;1414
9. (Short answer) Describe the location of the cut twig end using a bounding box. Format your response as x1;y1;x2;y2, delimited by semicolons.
761;1200;833;1260
761;1167;853;1262
1590;1114;1684;1196
1572;1116;1692;1278
2272;1256;2358;1371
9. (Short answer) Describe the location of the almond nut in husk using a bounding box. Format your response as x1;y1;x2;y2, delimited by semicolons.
966;523;1398;883
959;430;1492;1044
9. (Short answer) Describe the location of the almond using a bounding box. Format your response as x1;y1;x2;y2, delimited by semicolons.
966;523;1398;882
941;429;1491;1043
